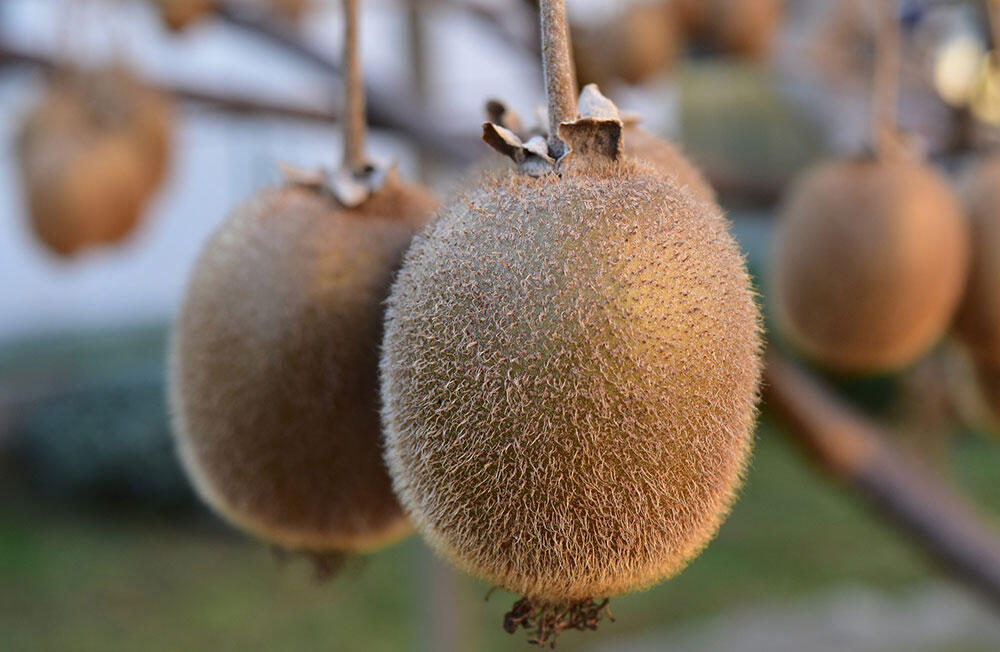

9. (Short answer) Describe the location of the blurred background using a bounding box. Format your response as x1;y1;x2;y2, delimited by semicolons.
5;0;1000;650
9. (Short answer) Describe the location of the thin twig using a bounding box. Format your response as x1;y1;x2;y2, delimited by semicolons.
764;352;1000;610
988;0;1000;51
342;0;366;174
872;0;901;157
538;0;576;157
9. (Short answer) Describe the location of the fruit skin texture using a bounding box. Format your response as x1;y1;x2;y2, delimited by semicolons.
772;157;968;374
625;125;715;205
169;177;436;553
954;155;1000;367
381;160;762;601
16;69;172;256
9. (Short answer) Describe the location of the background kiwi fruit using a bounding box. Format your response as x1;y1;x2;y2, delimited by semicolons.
170;175;436;553
155;0;214;32
771;155;968;374
16;69;172;256
675;0;783;60
954;154;1000;367
381;159;761;602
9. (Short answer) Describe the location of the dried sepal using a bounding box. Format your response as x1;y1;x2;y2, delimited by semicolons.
482;122;555;177
279;161;392;208
556;84;624;164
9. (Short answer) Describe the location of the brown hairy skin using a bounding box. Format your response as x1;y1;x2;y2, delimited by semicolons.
169;176;435;552
381;160;762;601
572;3;680;88
624;125;715;204
675;0;782;60
156;0;214;32
954;155;1000;367
772;157;968;374
16;70;170;256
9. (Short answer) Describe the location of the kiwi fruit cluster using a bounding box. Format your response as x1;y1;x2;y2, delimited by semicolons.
16;68;172;256
381;87;761;633
169;173;435;555
771;155;968;374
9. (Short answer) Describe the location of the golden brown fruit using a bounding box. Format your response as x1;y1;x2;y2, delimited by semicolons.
169;176;436;553
156;0;214;32
675;0;782;60
625;125;715;204
954;155;1000;367
572;3;680;88
771;156;968;374
271;0;310;21
381;160;761;601
16;69;172;256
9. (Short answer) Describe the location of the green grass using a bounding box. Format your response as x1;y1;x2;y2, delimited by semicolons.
3;421;999;652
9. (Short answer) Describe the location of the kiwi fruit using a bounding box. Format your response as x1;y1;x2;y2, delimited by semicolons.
771;155;968;374
381;157;761;603
953;155;1000;367
675;0;782;60
155;0;214;32
572;2;680;88
625;124;715;204
169;173;435;554
272;0;310;21
16;69;172;256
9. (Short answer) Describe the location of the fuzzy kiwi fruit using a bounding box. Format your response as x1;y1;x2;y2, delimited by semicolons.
572;2;680;88
16;69;171;256
772;156;968;374
625;124;715;204
953;155;1000;367
381;156;761;602
169;174;435;554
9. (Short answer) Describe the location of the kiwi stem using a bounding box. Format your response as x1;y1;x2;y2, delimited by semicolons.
539;0;578;158
343;0;367;176
871;0;901;158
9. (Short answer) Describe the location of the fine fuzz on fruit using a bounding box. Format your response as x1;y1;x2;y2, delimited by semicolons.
169;176;435;553
625;124;715;204
954;155;1000;367
16;69;173;256
572;2;680;88
381;159;762;601
772;156;968;374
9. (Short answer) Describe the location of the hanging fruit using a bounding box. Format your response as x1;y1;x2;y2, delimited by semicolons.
381;1;761;644
169;0;434;567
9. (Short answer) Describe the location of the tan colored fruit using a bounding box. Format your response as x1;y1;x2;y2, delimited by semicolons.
169;175;436;553
953;155;1000;367
772;156;968;374
381;159;761;601
625;125;715;204
16;70;170;256
156;0;214;32
676;0;782;60
272;0;310;21
572;2;680;88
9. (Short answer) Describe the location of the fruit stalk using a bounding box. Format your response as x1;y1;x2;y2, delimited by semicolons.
538;0;577;158
343;0;367;175
988;0;1000;54
871;0;900;157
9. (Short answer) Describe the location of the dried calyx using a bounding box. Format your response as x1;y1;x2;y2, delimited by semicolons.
482;84;625;176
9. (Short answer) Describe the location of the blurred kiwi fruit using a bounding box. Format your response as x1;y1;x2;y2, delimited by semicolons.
155;0;214;32
16;68;172;256
169;174;435;554
572;2;680;88
772;155;968;374
382;155;761;603
675;0;783;60
954;154;1000;367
